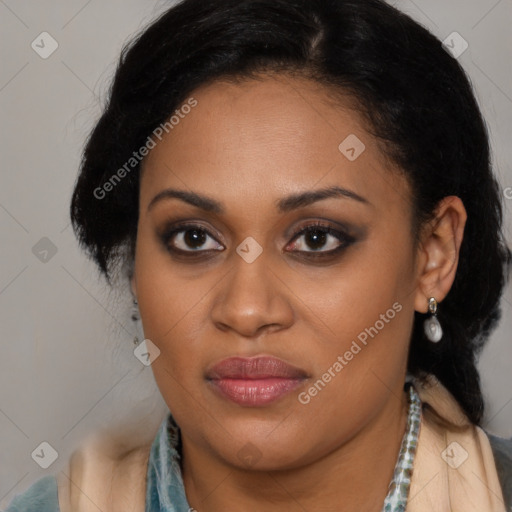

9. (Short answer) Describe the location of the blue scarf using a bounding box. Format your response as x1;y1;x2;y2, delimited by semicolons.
145;414;190;511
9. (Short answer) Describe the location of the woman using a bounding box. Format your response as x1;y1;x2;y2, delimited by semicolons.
6;0;512;510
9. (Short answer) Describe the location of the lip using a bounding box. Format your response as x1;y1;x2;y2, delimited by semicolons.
206;356;309;407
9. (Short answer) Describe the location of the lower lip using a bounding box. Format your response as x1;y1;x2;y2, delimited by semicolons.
208;378;305;406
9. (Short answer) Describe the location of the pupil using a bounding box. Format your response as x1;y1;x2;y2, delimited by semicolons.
306;229;326;250
184;229;206;248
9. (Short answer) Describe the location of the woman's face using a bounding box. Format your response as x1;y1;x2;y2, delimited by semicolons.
133;74;420;470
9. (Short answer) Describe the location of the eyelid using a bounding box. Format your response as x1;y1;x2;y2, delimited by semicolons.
160;220;223;242
159;221;225;255
159;218;358;256
286;221;355;252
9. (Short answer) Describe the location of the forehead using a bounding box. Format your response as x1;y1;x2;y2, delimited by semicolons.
140;73;409;215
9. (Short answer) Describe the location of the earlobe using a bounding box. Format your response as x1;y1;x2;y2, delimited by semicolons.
414;196;467;313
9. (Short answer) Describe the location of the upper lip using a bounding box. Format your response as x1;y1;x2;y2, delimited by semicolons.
206;356;309;380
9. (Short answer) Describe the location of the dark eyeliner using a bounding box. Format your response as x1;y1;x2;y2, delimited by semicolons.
157;219;356;260
287;221;356;259
158;222;223;257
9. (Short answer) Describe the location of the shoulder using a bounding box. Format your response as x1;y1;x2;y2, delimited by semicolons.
4;426;157;512
413;377;512;508
487;432;512;510
59;432;151;511
4;475;60;512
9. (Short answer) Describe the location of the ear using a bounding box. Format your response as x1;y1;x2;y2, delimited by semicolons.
414;196;467;313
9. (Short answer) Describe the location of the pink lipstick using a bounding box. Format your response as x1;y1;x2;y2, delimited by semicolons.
206;356;308;406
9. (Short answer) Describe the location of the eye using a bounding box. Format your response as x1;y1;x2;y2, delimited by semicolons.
286;222;355;256
161;223;224;254
160;220;355;260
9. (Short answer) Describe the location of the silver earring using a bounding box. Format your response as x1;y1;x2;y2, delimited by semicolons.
131;298;141;345
424;297;443;343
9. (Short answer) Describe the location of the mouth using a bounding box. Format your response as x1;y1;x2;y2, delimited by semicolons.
205;356;309;407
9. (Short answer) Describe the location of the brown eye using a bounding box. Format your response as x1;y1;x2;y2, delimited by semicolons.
288;224;354;254
162;224;224;253
182;228;207;249
302;228;329;250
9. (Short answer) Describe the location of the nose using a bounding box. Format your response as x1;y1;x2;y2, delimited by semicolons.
210;250;294;338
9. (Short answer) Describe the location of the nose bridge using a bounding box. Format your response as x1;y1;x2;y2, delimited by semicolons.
228;233;272;290
211;243;291;336
227;244;274;309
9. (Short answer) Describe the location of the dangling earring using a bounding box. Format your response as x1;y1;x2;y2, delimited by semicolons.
424;297;443;343
131;298;141;345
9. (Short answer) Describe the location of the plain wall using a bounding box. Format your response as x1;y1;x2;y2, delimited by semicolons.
1;0;511;506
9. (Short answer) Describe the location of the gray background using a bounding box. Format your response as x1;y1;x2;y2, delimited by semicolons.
1;0;511;506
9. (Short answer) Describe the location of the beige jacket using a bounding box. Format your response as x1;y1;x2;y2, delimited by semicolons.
54;376;507;511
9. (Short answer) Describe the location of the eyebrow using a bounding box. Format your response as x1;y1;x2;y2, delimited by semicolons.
147;185;370;214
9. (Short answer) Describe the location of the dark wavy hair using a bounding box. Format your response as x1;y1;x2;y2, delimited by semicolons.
70;0;511;425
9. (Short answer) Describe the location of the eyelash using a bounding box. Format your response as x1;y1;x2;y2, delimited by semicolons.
159;221;355;260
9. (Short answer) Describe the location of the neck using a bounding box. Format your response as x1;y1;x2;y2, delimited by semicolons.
181;388;409;512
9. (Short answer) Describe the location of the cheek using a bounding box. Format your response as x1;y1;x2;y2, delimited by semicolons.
134;223;210;335
304;229;416;392
291;248;414;443
136;267;212;417
133;228;202;379
315;229;414;332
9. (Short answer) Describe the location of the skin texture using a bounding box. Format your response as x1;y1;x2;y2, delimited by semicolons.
131;73;467;511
